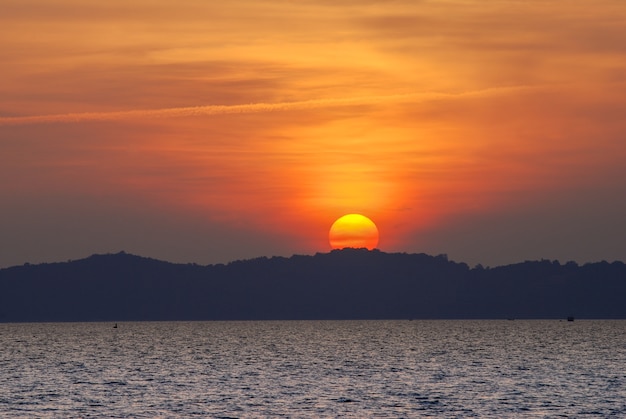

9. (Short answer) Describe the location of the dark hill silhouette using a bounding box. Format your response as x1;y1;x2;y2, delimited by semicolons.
1;249;625;321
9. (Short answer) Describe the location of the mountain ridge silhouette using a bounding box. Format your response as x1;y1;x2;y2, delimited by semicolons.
1;249;625;321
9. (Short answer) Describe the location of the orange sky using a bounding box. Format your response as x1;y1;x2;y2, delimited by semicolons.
2;0;626;267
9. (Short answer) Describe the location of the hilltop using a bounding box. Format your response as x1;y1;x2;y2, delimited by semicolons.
1;249;625;321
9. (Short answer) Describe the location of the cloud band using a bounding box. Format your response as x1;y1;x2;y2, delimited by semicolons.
0;86;539;127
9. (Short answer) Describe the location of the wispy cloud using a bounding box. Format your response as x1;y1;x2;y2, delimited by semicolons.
0;86;540;127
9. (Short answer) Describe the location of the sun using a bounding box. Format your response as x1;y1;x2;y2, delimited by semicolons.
329;214;379;250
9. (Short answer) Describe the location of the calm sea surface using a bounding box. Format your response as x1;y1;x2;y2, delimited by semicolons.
1;320;625;418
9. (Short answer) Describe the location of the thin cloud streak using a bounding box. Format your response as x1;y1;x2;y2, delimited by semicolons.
0;85;542;127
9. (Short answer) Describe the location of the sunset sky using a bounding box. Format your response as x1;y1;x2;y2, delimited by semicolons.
2;0;626;268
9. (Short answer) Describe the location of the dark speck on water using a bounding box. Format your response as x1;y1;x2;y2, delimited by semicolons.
1;320;625;418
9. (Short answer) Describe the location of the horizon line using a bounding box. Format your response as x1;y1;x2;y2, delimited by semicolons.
3;247;623;271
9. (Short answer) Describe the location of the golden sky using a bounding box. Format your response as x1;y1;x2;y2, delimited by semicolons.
2;0;626;267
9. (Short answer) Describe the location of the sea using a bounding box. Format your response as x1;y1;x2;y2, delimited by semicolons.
1;320;625;418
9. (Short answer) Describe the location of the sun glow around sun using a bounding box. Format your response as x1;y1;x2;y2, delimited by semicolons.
329;214;379;250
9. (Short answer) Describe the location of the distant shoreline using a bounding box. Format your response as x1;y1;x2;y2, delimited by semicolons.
2;249;625;322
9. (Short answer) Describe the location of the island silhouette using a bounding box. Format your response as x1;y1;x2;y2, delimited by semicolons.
1;249;625;322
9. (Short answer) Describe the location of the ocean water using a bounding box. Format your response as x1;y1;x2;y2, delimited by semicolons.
1;320;625;418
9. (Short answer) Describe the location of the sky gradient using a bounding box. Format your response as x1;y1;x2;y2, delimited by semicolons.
2;0;626;268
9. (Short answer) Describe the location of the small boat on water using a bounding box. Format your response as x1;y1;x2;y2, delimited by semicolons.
567;316;574;322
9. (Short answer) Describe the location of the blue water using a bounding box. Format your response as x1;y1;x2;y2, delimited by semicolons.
1;320;625;417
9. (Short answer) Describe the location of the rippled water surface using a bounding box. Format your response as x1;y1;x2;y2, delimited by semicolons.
1;320;625;417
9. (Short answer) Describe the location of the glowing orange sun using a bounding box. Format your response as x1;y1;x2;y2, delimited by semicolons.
329;214;379;250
